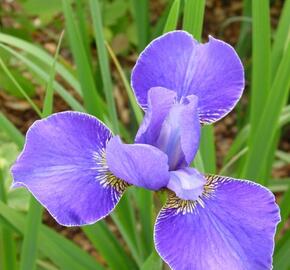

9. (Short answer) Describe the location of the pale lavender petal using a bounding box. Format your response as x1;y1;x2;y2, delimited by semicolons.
131;30;244;123
135;87;176;145
136;87;200;170
11;112;128;226
155;175;280;270
155;95;200;170
106;136;170;190
167;168;206;201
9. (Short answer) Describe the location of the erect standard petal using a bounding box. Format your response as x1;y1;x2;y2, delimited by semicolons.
136;87;201;170
11;112;128;226
131;30;244;124
154;175;280;270
106;136;170;190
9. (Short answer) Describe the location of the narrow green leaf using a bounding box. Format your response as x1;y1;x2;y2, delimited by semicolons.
0;44;84;112
0;168;17;270
200;126;216;173
271;0;290;82
133;188;154;258
106;42;143;124
131;0;149;51
183;0;205;40
19;197;43;270
0;113;24;149
140;250;162;270
249;0;271;131
0;33;82;96
62;0;106;118
111;193;143;266
83;222;137;270
0;57;42;117
43;30;65;117
89;0;119;133
242;43;290;181
0;202;104;270
163;0;180;33
274;230;290;270
276;186;290;235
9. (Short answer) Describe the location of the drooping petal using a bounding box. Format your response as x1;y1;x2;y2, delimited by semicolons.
131;30;244;123
155;175;280;270
167;168;206;201
106;136;170;190
11;112;128;226
136;87;201;170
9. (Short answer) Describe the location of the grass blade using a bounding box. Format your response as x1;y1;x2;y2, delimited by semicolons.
274;230;290;270
0;57;42;117
249;0;271;131
140;250;162;270
83;222;137;270
276;186;290;235
0;44;84;112
242;43;290;181
62;0;106;118
163;0;181;33
0;33;81;96
89;0;119;133
131;0;149;51
271;0;290;82
0;113;24;148
106;43;143;124
183;0;205;40
43;31;65;117
0;168;17;270
19;197;43;270
0;201;104;270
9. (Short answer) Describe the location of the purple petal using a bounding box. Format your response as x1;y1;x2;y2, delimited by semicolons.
131;30;244;123
135;87;176;145
136;87;201;170
106;136;170;190
11;112;128;226
155;175;280;270
167;168;206;201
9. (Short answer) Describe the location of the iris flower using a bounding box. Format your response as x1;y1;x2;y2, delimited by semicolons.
12;31;280;270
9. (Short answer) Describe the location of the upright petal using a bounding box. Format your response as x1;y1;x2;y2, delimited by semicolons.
11;112;128;226
136;87;201;170
135;87;176;145
106;136;170;190
131;31;244;123
155;175;280;270
167;168;206;201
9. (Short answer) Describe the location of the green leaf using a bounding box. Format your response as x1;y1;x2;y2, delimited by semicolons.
0;201;104;270
242;43;290;181
62;0;106;118
106;42;143;124
0;169;17;270
276;186;290;235
183;0;205;41
163;0;180;33
0;57;42;117
271;0;290;82
83;222;137;270
90;0;119;133
19;197;43;270
131;0;149;51
274;230;290;270
249;0;271;132
140;250;162;270
0;113;24;149
0;44;84;112
42;31;65;117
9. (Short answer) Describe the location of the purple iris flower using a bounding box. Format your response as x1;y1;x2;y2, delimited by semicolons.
11;31;280;270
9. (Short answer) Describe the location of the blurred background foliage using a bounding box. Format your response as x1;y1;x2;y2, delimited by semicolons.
0;0;289;269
